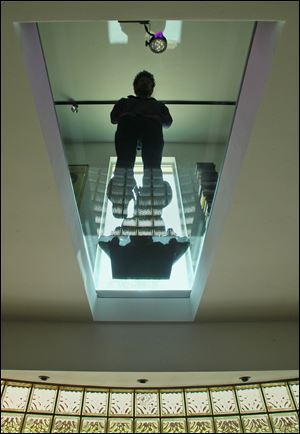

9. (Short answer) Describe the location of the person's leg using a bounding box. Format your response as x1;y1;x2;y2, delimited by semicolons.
115;115;139;168
140;118;164;168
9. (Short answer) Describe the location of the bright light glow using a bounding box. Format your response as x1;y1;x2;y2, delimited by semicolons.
108;21;128;44
94;157;192;295
163;20;182;48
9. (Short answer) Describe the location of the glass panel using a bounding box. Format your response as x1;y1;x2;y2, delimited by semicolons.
80;417;106;433
187;417;214;433
82;389;109;416
134;418;160;433
55;387;84;415
51;416;80;433
1;412;24;433
241;414;272;433
261;382;295;412
109;390;133;417
235;384;266;414
107;418;133;433
28;384;58;413
135;390;159;416
161;418;187;433
269;412;299;433
185;388;212;416
160;390;185;416
288;380;299;409
214;416;242;433
1;382;31;412
210;387;238;415
22;414;52;433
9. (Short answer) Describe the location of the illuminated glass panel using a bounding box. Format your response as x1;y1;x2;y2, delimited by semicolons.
23;414;52;433
210;387;238;415
160;390;185;417
214;415;242;433
241;414;272;433
28;384;58;413
235;384;266;414
288;380;299;409
185;388;212;416
55;387;83;415
82;389;108;416
261;382;295;412
161;418;187;433
51;415;80;433
107;418;133;433
1;382;31;412
187;417;214;433
80;417;106;433
134;418;160;433
109;390;134;417
135;390;160;416
1;412;24;433
269;412;299;433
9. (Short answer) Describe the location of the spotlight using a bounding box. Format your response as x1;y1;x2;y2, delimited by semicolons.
144;24;167;54
71;103;79;113
39;375;50;381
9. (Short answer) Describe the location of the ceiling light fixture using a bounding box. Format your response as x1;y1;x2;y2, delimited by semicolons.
144;23;167;54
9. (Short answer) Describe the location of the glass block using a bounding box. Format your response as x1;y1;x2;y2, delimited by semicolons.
214;416;242;433
269;412;299;433
1;412;24;433
210;387;238;415
82;389;109;416
185;388;212;416
135;390;159;416
22;414;52;433
161;418;187;433
235;384;266;413
109;390;133;417
241;414;272;433
107;418;133;433
1;382;31;412
187;417;214;433
55;387;83;415
80;417;106;433
289;380;299;409
262;382;295;412
160;390;185;416
134;418;160;433
28;384;58;413
51;416;80;433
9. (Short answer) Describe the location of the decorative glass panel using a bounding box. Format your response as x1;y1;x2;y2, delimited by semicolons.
161;418;187;433
135;390;159;416
241;414;272;433
107;418;133;433
28;385;58;413
55;387;83;415
269;412;299;433
51;415;80;433
1;412;24;433
214;416;242;433
187;417;214;433
134;418;160;433
262;382;295;412
109;390;133;417
1;380;5;395
235;385;266;413
210;387;238;415
1;382;31;412
22;414;52;433
80;417;106;433
288;381;299;409
185;388;212;416
160;390;185;416
82;389;108;416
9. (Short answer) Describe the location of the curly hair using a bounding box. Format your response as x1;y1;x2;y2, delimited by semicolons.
133;70;155;97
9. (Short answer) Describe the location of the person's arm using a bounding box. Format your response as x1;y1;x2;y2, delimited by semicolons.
160;104;173;128
110;99;126;124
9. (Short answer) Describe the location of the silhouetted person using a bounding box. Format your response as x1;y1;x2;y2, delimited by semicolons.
111;70;173;168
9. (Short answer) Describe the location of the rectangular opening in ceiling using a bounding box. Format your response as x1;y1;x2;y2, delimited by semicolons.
95;156;192;298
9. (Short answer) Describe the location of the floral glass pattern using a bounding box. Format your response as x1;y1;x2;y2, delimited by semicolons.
262;383;295;412
28;384;58;413
0;378;299;433
210;387;238;415
185;388;212;416
235;385;266;414
135;390;159;416
160;390;185;416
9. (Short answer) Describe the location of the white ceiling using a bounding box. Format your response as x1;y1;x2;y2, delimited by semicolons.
1;2;299;322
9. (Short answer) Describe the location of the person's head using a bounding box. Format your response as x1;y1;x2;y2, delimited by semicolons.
133;71;155;97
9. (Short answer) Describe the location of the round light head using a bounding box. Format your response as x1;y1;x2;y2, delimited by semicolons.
147;32;167;54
